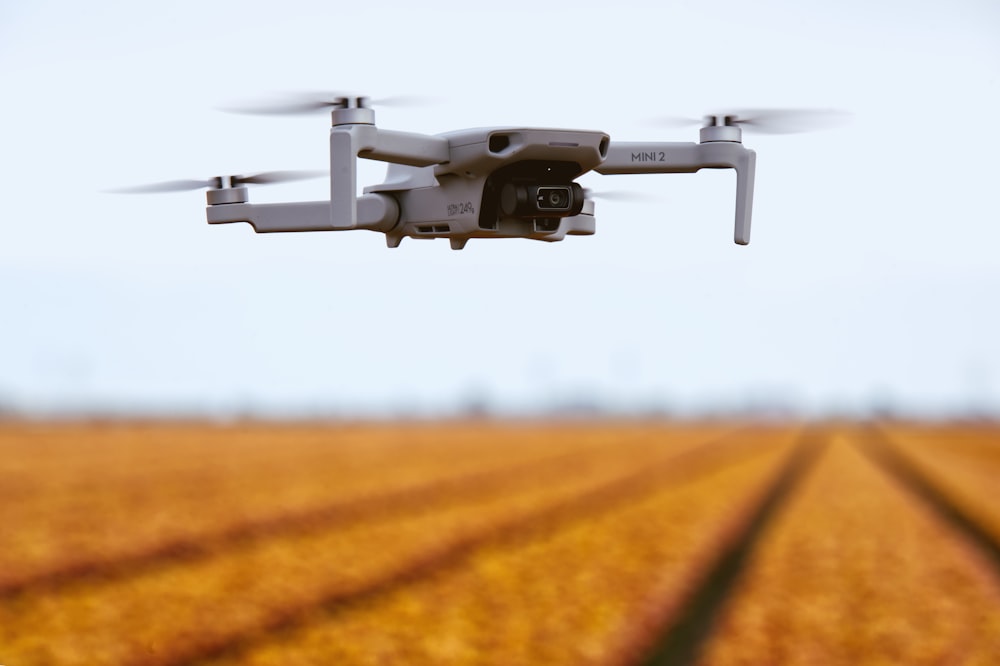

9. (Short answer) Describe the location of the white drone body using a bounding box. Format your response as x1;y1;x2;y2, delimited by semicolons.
202;98;757;250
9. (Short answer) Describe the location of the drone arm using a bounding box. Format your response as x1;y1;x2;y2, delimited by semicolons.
596;141;756;245
596;142;705;174
361;129;449;167
207;194;398;233
330;126;449;230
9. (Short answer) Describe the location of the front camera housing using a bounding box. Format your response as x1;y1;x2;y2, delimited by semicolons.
500;183;584;217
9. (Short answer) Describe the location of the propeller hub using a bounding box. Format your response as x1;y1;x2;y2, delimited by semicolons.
333;96;371;109
206;187;248;206
331;96;375;126
212;175;242;189
331;106;375;127
699;123;742;144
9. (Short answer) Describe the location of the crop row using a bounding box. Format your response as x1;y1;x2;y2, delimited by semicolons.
13;423;987;665
0;421;730;588
696;431;1000;666
877;424;1000;543
0;424;774;666
190;430;801;666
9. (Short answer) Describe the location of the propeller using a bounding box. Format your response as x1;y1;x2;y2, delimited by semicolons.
221;92;431;116
107;170;326;194
655;108;851;134
583;188;658;203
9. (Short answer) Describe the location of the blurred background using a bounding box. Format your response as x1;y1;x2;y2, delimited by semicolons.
1;0;998;421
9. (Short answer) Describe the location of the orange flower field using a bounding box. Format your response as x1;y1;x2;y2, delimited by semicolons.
0;420;997;665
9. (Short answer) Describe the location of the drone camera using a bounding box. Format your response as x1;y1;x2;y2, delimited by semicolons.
537;187;571;210
500;183;584;218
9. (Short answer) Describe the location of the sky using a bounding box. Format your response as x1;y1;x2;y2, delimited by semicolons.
1;0;998;418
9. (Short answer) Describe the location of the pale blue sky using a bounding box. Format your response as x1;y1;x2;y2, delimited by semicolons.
1;0;998;416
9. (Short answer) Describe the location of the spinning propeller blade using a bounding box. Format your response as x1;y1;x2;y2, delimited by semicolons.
236;170;327;185
655;108;851;134
108;170;325;194
722;108;852;134
583;188;658;203
221;92;432;116
107;179;217;194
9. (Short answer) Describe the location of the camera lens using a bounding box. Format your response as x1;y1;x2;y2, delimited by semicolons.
536;187;570;210
497;182;583;219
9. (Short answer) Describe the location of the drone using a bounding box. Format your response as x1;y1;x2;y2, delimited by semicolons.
116;96;847;250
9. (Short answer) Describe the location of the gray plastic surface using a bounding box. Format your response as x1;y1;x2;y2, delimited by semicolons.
330;125;449;230
596;141;756;245
207;194;398;234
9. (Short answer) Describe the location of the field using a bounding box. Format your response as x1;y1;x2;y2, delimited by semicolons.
1;420;998;665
